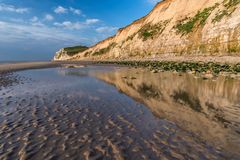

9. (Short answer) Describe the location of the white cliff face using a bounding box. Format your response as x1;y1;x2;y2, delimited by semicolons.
53;48;72;61
54;0;240;61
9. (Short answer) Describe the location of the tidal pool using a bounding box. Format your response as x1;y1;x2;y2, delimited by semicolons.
0;66;239;160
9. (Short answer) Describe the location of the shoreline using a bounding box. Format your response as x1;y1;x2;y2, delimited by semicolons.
72;55;240;64
95;60;240;78
0;61;61;72
1;65;239;159
0;61;96;73
0;59;239;78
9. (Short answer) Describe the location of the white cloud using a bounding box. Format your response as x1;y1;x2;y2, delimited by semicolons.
85;19;100;25
30;16;38;22
147;0;160;4
31;21;45;27
29;16;44;26
10;18;25;23
44;14;54;21
0;3;29;13
54;6;67;14
54;6;83;16
54;21;84;30
96;26;118;33
0;20;87;43
70;7;81;15
54;18;101;30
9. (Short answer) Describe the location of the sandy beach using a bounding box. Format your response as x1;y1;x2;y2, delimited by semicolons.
0;61;98;72
1;66;239;159
139;55;240;64
0;61;62;72
0;63;240;159
83;55;240;64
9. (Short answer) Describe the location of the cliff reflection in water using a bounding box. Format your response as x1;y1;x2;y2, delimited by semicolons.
91;67;240;155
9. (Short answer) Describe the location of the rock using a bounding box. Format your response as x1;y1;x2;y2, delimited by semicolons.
54;0;240;61
203;73;214;79
188;71;196;74
151;70;158;73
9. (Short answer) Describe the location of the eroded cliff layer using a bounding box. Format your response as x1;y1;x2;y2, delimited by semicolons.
54;0;240;60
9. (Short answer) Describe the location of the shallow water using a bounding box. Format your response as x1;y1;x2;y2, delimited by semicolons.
0;66;239;160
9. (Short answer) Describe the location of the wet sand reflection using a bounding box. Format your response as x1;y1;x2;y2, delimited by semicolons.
93;67;240;158
0;66;239;160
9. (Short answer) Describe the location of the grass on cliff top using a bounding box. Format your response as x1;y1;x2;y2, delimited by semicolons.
64;46;88;56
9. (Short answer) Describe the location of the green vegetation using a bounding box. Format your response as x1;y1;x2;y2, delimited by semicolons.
92;48;109;56
228;45;240;53
176;0;240;32
84;51;91;57
212;0;240;23
121;32;138;45
228;47;237;53
173;0;240;32
224;0;240;8
212;10;228;22
64;46;88;56
126;32;137;42
227;41;240;54
138;20;170;41
96;61;240;75
175;4;219;35
92;43;117;56
233;64;240;72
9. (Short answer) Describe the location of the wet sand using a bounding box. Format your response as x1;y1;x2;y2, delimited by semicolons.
0;61;60;72
0;66;240;160
0;61;97;72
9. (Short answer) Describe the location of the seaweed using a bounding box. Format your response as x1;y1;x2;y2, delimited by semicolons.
95;60;240;75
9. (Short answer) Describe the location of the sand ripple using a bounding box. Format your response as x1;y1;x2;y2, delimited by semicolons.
0;67;237;160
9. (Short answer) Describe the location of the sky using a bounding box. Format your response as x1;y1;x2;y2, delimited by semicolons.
0;0;160;61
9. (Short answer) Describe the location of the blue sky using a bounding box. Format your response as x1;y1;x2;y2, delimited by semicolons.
0;0;160;61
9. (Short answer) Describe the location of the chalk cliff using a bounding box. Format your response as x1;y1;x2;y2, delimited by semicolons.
54;46;88;61
54;0;240;60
